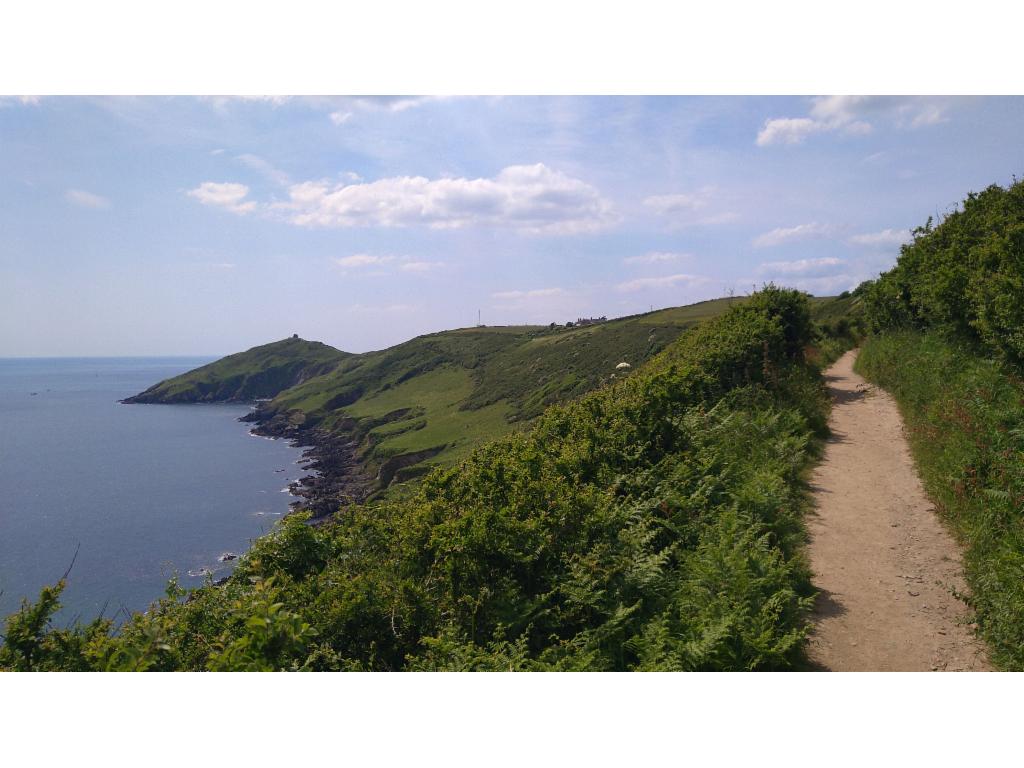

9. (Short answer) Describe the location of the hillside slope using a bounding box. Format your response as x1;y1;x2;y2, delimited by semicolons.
254;298;747;475
126;298;762;500
122;336;350;404
124;295;854;505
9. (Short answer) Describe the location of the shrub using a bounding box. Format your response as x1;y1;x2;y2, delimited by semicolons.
3;287;828;671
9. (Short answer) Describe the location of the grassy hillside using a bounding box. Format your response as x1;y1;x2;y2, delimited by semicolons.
2;287;829;671
857;178;1024;669
809;291;868;365
126;297;755;489
261;298;748;476
126;294;853;493
123;336;350;404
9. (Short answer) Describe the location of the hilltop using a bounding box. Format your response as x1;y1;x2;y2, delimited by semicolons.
122;336;350;404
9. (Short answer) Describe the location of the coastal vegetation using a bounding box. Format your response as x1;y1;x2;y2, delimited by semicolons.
124;296;849;505
857;179;1024;669
123;336;349;404
1;287;835;671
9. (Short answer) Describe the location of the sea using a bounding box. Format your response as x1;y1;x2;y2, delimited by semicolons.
0;357;305;624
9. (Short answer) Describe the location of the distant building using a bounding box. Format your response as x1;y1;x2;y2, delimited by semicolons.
574;316;607;327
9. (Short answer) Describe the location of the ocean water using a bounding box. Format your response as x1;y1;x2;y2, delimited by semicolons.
0;357;305;624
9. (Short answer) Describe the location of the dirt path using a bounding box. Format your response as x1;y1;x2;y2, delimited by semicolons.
805;350;990;671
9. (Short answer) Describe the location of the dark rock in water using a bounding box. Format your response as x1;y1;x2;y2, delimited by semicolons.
213;576;230;587
218;552;238;562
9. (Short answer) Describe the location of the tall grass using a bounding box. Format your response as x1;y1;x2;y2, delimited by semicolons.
857;331;1024;669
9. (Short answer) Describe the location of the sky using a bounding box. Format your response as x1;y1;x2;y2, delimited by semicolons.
2;95;1023;357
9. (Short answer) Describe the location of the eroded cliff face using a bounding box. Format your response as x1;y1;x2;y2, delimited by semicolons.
243;401;442;518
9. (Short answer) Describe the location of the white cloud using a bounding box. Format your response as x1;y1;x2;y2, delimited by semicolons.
323;96;462;127
189;164;614;236
757;96;951;146
759;257;844;276
643;192;706;215
616;274;709;292
345;96;450;114
809;95;884;126
492;287;564;300
275;163;616;235
202;95;291;111
906;103;947;128
0;96;41;107
756;117;825;147
335;254;395;268
187;182;256;214
752;222;837;248
333;254;445;276
65;189;110;210
849;228;911;247
623;251;691;265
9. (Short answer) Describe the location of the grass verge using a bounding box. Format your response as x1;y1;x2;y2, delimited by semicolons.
857;330;1024;669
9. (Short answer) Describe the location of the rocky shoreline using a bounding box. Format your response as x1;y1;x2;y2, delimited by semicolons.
240;406;376;520
123;394;444;522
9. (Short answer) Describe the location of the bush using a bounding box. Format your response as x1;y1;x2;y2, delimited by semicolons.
862;180;1024;367
3;287;828;671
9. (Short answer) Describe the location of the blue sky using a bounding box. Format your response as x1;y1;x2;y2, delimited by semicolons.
2;95;1023;356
